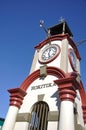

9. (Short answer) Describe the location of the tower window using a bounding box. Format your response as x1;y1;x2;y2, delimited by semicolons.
29;101;49;130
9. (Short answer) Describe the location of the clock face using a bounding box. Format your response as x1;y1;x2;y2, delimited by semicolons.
69;49;76;71
42;46;57;60
39;44;60;64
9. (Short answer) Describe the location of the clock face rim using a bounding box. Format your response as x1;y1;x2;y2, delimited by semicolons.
38;44;60;64
68;48;76;71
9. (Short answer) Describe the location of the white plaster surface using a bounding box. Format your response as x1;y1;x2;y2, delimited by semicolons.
47;122;58;130
59;101;75;130
2;106;19;130
14;122;29;130
19;75;59;113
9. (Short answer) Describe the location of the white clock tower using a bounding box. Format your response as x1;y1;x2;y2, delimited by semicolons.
2;21;86;130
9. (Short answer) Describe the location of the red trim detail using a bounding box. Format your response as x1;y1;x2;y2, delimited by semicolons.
20;66;66;91
35;34;66;49
59;88;76;102
79;81;86;124
8;88;26;108
54;75;81;102
38;45;61;64
35;34;81;60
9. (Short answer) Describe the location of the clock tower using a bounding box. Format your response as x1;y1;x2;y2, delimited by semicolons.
2;21;86;130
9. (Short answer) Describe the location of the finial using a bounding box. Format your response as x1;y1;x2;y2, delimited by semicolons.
59;16;65;23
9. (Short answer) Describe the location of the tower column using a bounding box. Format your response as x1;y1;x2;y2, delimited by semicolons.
2;88;26;130
60;39;68;73
58;88;76;130
54;74;79;130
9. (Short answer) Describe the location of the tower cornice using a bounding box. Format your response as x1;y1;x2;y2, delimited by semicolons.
8;88;27;108
54;74;81;102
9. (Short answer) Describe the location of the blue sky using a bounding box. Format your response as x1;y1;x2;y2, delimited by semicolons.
0;0;86;118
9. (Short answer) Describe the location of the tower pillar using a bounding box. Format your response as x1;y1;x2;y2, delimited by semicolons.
2;88;26;130
54;74;79;130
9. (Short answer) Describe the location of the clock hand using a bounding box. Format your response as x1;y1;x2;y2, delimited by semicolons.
48;48;51;58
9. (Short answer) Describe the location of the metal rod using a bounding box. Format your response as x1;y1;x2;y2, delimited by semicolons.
76;39;86;46
40;20;50;37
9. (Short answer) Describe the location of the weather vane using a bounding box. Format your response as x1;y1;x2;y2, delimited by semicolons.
59;16;65;23
40;20;50;37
